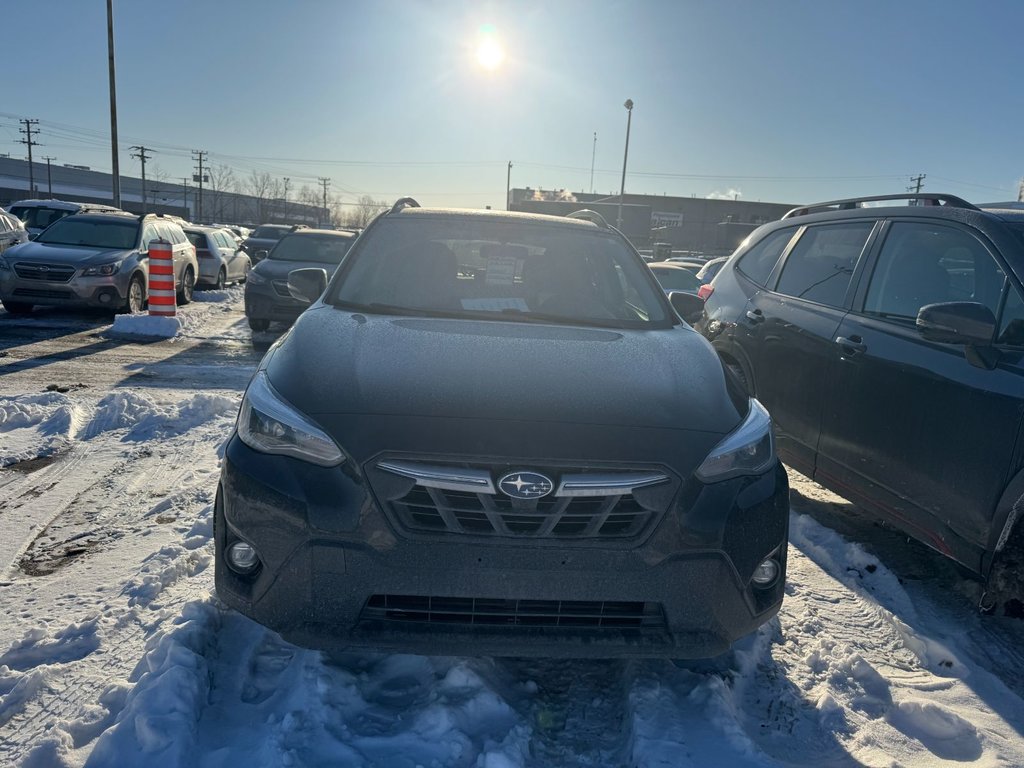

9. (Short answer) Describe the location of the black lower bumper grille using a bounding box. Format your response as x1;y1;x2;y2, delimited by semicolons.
12;288;75;299
363;595;667;630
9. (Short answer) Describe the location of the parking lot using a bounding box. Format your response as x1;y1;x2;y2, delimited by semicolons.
2;291;1024;767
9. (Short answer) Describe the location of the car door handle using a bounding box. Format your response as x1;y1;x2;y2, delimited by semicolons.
745;309;765;324
835;335;867;355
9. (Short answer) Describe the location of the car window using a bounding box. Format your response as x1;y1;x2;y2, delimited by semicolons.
864;222;1003;320
735;227;798;287
185;231;205;248
775;222;873;307
140;222;160;251
9;206;68;231
36;217;140;250
270;234;353;263
252;226;287;239
216;231;233;249
649;266;702;293
333;218;670;328
998;283;1024;346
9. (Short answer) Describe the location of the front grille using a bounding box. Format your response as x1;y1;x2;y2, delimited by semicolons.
362;595;667;630
14;263;76;282
13;288;75;299
372;459;673;540
395;486;651;537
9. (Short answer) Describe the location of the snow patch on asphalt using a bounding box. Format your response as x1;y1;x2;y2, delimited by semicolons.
107;314;181;340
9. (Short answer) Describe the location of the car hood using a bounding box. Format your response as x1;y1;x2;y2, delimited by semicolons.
3;241;132;264
265;306;743;435
252;258;341;280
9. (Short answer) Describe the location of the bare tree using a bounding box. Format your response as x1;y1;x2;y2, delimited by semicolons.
208;164;238;222
147;163;170;208
342;195;388;228
246;170;273;222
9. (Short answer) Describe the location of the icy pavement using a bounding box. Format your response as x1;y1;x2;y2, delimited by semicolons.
1;292;1024;767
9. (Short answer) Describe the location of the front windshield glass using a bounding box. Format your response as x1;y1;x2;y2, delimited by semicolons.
270;234;353;263
331;218;671;328
36;218;139;249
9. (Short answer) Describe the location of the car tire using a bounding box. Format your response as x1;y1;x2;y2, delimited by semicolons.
215;268;227;290
177;266;195;305
248;317;270;332
2;300;33;315
239;263;250;285
119;274;146;314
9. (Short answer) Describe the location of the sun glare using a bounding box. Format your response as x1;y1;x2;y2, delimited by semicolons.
476;36;504;71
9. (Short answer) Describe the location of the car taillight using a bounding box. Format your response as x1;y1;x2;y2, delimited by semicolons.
698;283;714;301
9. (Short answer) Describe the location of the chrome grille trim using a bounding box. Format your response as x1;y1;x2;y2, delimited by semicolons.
556;471;669;497
377;460;496;494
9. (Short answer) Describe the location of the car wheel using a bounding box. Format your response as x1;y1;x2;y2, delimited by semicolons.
2;300;33;315
721;355;753;396
239;263;250;285
216;268;227;290
177;267;195;305
120;274;146;314
248;317;270;332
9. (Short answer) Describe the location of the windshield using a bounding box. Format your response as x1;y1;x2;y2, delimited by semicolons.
8;206;70;231
251;226;288;240
35;218;140;249
270;233;353;263
650;265;703;293
331;218;671;328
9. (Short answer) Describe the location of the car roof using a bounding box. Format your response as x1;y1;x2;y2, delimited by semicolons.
391;206;603;232
58;212;139;223
9;199;120;211
283;228;357;237
648;261;695;269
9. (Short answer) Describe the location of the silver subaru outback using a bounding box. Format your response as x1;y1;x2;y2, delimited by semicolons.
0;212;198;315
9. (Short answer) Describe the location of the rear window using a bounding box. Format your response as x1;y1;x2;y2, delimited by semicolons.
185;231;207;248
252;226;288;239
8;206;70;231
270;234;353;263
650;265;702;293
736;227;798;286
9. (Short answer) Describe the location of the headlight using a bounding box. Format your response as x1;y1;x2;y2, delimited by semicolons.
246;271;268;285
81;261;122;276
0;257;9;271
696;399;775;482
237;371;344;466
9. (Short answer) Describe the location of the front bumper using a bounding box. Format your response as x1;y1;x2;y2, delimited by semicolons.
216;435;789;658
0;271;130;308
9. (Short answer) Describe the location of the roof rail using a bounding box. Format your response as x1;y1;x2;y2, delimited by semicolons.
783;193;980;219
389;197;421;214
566;208;610;228
290;224;308;231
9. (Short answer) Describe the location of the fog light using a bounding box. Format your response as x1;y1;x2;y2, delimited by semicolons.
227;540;260;573
751;557;779;587
98;292;112;304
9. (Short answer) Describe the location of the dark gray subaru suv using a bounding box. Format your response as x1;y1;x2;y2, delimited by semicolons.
215;199;789;659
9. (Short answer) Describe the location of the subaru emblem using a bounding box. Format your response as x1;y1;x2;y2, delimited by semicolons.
498;471;554;500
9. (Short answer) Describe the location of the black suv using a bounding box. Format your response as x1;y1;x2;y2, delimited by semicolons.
216;199;790;659
697;194;1024;610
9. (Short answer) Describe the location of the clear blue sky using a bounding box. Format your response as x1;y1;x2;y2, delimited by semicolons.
4;0;1023;209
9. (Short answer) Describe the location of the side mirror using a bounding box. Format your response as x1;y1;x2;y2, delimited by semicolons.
917;301;996;345
288;267;328;304
254;249;269;261
668;290;705;325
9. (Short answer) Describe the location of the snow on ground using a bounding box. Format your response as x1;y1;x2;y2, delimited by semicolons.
2;296;1024;767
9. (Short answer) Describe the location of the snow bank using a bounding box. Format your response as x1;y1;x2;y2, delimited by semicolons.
107;315;182;340
82;391;239;442
0;391;79;467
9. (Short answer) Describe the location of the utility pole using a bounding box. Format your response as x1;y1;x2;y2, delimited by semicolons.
192;150;208;222
42;156;56;198
18;119;40;196
590;132;597;194
908;174;926;194
318;177;330;226
130;145;154;212
616;99;634;231
106;0;121;208
506;161;512;210
283;177;290;221
180;178;189;218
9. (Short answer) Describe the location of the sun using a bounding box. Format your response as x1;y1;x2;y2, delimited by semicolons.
476;35;505;71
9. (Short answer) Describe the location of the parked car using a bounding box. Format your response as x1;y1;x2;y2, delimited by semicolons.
0;208;29;254
664;257;708;278
6;199;123;239
0;211;198;314
242;224;293;262
697;193;1024;612
183;225;251;289
243;227;355;331
216;197;789;659
648;261;703;295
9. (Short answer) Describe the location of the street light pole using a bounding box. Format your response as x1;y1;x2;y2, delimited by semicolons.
106;0;121;208
506;161;512;210
616;99;633;232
